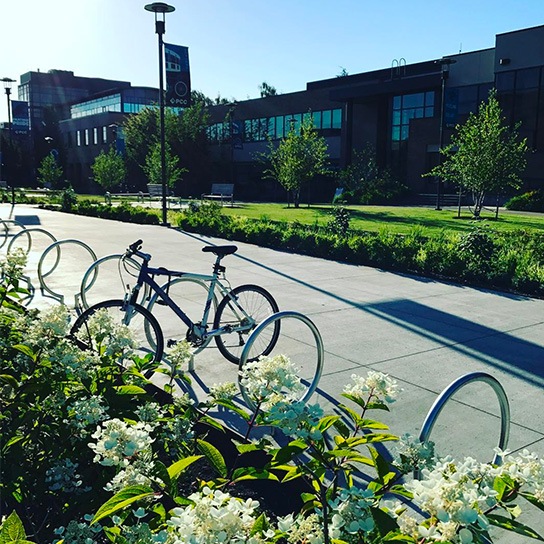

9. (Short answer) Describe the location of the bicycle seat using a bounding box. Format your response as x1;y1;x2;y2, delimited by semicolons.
202;245;238;257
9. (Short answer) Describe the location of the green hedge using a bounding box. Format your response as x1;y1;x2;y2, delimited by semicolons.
177;204;544;297
505;190;544;212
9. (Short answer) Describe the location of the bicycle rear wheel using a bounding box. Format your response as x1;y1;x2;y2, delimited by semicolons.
70;299;164;367
213;284;279;364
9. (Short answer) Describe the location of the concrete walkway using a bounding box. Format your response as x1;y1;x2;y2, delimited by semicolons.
2;203;543;540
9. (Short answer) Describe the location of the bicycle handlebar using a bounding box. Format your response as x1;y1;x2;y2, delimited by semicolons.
126;239;151;262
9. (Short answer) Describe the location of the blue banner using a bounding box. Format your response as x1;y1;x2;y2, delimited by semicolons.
444;88;458;128
164;43;191;107
11;100;29;134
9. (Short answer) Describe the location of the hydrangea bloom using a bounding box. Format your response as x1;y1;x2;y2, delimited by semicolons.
89;418;155;467
263;400;323;441
104;453;156;493
277;513;324;544
499;448;544;501
168;339;193;369
343;371;399;404
66;396;108;433
209;381;238;401
239;354;305;409
393;433;436;474
45;459;90;494
168;486;274;543
135;402;165;422
327;488;376;542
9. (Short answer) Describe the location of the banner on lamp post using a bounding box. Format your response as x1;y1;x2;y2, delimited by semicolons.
11;101;30;135
164;43;191;108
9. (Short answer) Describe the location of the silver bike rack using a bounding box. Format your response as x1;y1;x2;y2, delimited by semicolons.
38;239;97;307
418;371;510;469
238;310;324;411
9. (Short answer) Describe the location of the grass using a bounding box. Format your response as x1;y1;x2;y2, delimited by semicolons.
220;203;544;235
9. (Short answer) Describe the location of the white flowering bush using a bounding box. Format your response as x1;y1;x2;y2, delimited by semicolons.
1;272;543;544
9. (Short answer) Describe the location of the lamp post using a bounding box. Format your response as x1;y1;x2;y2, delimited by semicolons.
2;77;16;206
434;58;456;211
145;2;175;226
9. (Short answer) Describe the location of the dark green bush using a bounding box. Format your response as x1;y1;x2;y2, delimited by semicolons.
505;190;544;212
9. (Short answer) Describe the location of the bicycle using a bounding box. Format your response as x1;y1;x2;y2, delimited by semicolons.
70;239;280;366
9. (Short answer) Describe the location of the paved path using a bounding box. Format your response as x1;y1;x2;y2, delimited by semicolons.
2;203;543;540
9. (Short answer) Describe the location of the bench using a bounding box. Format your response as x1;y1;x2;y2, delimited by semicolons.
147;184;165;198
201;183;234;206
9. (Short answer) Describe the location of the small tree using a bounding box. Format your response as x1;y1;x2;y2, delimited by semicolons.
259;81;278;97
143;142;186;190
262;117;330;207
426;90;528;217
91;148;126;192
37;154;63;189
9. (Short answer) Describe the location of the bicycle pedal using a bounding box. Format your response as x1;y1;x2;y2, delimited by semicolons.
167;339;178;348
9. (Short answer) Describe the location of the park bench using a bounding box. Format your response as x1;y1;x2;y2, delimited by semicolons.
201;183;234;206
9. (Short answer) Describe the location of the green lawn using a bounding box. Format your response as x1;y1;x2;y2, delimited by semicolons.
220;203;544;235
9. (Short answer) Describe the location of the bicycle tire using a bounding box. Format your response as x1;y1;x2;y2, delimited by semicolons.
70;299;164;367
214;284;280;364
145;276;218;355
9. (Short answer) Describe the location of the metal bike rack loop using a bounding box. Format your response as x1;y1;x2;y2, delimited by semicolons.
419;372;510;467
238;310;324;411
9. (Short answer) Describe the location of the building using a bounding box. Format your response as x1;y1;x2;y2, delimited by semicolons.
7;24;544;199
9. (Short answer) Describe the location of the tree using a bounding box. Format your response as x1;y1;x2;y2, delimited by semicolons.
262;117;330;207
143;142;186;190
259;81;278;98
37;154;63;189
426;90;528;217
91;148;126;192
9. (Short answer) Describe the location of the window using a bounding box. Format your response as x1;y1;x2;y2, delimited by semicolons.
391;91;435;148
84;129;89;146
103;126;107;143
76;130;81;147
93;127;98;145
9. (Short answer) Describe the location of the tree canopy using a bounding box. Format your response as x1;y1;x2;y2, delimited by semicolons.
262;117;330;207
427;90;528;217
91;148;126;191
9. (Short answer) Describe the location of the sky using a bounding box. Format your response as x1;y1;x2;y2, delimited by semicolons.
1;0;544;122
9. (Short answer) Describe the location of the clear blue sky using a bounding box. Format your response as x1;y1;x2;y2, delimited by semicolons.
1;0;543;122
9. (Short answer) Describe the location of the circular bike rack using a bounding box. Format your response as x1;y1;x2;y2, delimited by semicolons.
418;371;510;469
0;219;26;250
238;310;324;411
38;239;97;306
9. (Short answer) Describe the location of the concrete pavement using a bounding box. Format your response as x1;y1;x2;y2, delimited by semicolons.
2;203;544;540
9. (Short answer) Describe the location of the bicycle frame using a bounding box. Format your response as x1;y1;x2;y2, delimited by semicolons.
125;254;255;342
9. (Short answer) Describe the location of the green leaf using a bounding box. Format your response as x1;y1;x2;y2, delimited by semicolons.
113;385;147;395
250;513;269;536
12;344;37;362
487;514;544;541
317;415;341;433
0;374;19;389
520;492;544;513
389;484;413;499
167;455;203;480
236;443;260;454
214;399;251;421
151;461;171;490
231;467;279;483
199;415;227;432
0;511;28;543
332;418;351;439
91;485;155;525
272;442;308;463
197;439;227;478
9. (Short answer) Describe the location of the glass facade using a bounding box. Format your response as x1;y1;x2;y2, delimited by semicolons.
391;91;435;149
207;108;342;143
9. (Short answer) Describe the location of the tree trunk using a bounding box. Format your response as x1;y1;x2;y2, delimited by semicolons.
293;188;300;208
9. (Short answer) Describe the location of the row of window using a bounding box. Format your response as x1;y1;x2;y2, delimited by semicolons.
207;108;342;143
391;91;435;148
69;125;122;147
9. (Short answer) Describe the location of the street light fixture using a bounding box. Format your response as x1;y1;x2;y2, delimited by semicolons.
145;2;175;227
2;77;16;206
434;58;456;211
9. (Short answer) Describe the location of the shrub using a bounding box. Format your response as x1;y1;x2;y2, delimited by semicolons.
505;190;544;212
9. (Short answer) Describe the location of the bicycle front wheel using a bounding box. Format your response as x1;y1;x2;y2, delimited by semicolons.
70;299;164;366
214;284;279;364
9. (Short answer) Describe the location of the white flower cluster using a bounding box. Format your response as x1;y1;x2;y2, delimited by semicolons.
263;400;323;441
104;452;156;493
53;516;102;544
402;456;499;542
168;339;193;369
67;396;108;433
209;381;239;401
135;402;165;422
168;486;274;543
89;418;155;467
0;247;27;281
75;308;136;358
500;448;544;501
45;458;90;494
21;304;72;348
239;354;305;409
277;513;323;544
393;433;436;474
343;371;399;404
327;488;376;541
